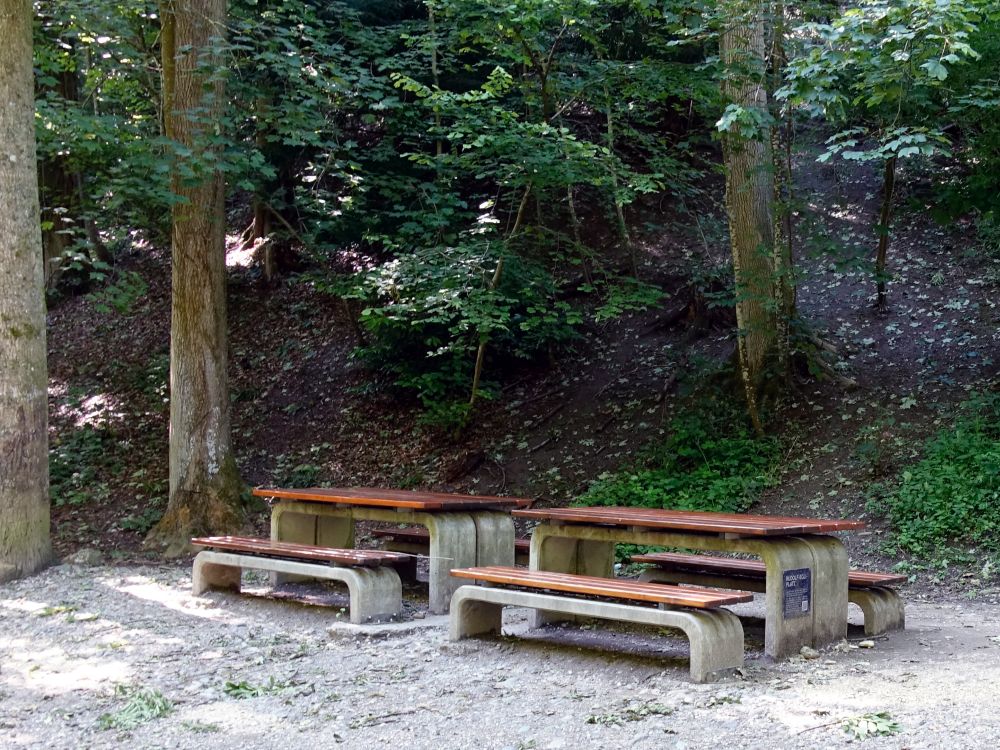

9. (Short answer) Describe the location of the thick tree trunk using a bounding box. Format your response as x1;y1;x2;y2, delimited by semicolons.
147;0;245;556
0;0;51;582
875;156;897;310
720;0;779;433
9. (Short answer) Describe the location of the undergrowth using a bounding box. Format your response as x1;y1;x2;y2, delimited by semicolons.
874;390;1000;562
578;400;780;513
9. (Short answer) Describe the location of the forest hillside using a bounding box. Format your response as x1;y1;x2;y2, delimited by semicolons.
7;0;998;590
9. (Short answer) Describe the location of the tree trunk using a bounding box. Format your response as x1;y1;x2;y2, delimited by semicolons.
768;0;796;375
147;0;245;556
0;0;51;582
875;155;897;310
719;0;778;434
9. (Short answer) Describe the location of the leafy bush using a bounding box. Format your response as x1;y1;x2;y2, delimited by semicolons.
578;402;780;513
879;392;1000;559
50;424;119;507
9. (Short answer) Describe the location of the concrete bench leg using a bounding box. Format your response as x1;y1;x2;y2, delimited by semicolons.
192;553;242;595
450;592;504;640
850;586;905;636
449;585;743;683
337;567;404;624
191;551;402;624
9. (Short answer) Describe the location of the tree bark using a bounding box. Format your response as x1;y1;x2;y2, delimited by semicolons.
147;0;245;556
0;0;52;582
719;0;779;433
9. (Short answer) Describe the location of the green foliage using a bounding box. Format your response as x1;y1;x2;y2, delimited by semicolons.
578;400;780;513
86;267;148;315
842;711;900;740
223;677;292;699
99;686;173;731
50;424;119;507
878;392;1000;560
781;0;985;163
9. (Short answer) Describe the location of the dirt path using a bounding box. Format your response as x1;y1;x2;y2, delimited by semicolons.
3;563;999;749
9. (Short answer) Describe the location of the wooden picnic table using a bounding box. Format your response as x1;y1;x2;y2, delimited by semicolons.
514;506;866;659
253;487;532;613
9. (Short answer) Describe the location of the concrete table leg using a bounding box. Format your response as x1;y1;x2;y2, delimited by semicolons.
527;524;615;627
797;534;849;647
472;512;516;567
270;502;356;585
753;538;823;659
426;512;477;614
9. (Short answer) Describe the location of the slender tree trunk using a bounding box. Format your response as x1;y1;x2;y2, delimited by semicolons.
768;0;795;374
0;0;51;582
467;185;532;413
147;0;245;556
719;0;777;434
875;155;897;310
603;82;636;277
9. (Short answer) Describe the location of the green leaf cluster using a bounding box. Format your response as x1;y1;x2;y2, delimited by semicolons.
578;400;780;513
879;391;1000;560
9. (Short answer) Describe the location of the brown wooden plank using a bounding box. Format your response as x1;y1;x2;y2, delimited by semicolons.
191;536;411;567
253;486;532;512
630;552;908;587
515;507;863;534
519;506;864;532
372;527;531;552
450;566;754;608
513;507;864;536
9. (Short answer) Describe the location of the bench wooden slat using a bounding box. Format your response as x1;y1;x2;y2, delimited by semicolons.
513;507;865;536
191;536;410;568
450;566;754;608
630;552;907;587
372;527;530;553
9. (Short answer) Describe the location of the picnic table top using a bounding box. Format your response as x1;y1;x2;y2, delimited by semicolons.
512;506;865;537
252;486;533;512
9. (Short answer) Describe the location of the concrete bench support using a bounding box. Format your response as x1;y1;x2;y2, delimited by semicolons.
192;550;402;624
449;585;744;683
638;570;904;637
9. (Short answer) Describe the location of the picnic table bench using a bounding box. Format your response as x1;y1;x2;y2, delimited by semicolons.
631;551;906;636
254;487;532;613
515;506;867;659
449;566;750;682
191;536;406;624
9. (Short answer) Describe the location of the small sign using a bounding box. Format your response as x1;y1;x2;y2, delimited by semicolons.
783;568;811;619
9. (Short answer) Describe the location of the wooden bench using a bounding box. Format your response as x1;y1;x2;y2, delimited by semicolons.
448;566;750;682
191;536;406;624
373;527;531;565
631;552;906;636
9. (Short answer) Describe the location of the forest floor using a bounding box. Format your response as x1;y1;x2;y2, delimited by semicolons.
3;562;1000;749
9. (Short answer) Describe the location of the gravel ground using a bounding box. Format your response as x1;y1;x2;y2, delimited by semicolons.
2;563;999;750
